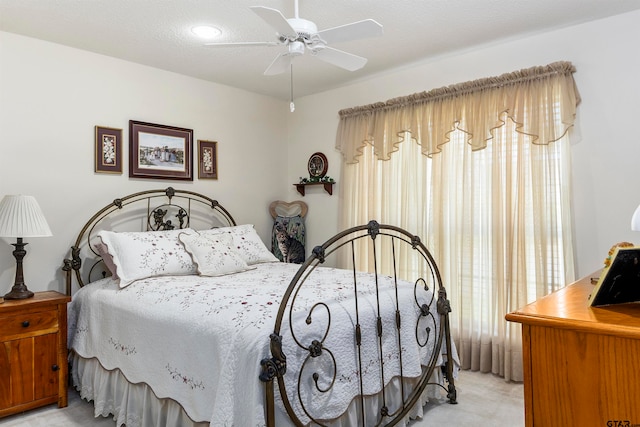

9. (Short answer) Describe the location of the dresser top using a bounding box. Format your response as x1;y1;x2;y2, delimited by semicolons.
506;271;640;339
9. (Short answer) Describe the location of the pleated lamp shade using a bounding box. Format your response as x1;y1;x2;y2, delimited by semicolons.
0;195;52;238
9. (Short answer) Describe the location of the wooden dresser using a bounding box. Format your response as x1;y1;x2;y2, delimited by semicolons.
0;291;71;418
506;273;640;426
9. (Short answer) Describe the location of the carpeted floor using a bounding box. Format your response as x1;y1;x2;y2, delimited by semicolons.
414;370;524;426
0;370;524;426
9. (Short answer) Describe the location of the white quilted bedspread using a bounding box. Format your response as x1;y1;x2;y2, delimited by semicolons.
68;262;445;426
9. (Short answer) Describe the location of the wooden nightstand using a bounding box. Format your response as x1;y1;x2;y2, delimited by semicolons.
0;291;71;418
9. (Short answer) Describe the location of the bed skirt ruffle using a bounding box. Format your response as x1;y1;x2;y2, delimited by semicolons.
71;352;449;427
71;353;209;427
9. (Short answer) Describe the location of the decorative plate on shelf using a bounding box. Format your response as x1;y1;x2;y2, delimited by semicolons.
308;152;328;178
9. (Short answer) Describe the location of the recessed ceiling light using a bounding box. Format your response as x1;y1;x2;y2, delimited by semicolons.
191;25;221;39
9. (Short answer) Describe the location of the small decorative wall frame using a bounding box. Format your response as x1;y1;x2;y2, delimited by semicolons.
95;126;122;174
198;140;218;179
129;120;193;181
308;152;328;178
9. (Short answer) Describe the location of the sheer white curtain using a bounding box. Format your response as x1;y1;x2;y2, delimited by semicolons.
336;62;579;381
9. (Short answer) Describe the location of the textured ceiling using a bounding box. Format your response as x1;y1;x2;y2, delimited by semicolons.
2;0;640;100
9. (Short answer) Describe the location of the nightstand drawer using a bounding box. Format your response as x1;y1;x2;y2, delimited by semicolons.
0;310;58;340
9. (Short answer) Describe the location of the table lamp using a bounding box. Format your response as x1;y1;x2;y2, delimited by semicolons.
0;195;52;299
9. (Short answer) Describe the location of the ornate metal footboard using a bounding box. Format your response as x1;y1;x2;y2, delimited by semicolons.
260;221;457;427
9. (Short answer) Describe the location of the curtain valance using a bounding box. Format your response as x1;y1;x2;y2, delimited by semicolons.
336;61;580;163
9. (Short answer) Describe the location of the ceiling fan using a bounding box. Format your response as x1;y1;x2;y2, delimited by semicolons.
205;0;384;76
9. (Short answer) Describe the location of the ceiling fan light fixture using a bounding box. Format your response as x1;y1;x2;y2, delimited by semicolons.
289;40;305;56
191;25;222;39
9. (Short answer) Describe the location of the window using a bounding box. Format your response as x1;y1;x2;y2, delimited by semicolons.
336;63;579;380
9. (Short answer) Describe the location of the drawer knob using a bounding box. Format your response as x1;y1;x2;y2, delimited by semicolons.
51;364;59;372
21;320;30;328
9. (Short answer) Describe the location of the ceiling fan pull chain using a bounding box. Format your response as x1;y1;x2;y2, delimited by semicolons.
290;64;295;112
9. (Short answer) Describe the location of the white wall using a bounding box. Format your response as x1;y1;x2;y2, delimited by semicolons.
0;31;288;294
3;9;640;296
287;10;640;279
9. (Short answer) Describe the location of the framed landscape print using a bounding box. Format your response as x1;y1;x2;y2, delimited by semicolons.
198;140;218;179
95;126;122;174
129;120;193;181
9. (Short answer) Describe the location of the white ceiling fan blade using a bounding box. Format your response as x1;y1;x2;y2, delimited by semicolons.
313;47;368;71
250;6;297;37
204;41;280;47
264;53;293;75
317;19;383;45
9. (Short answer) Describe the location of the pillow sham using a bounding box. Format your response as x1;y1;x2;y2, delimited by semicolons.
178;232;254;277
199;224;279;265
97;228;198;287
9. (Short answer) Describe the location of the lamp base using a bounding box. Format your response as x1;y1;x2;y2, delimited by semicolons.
4;238;34;299
4;283;34;299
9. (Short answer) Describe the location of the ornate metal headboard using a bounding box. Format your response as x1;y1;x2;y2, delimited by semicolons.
62;187;236;294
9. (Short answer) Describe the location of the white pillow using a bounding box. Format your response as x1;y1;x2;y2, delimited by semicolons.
199;224;279;265
179;232;253;277
97;229;198;287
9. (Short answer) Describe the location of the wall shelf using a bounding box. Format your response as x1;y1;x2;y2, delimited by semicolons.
294;182;334;196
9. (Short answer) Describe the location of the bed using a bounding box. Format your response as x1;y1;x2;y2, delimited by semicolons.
62;187;458;427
